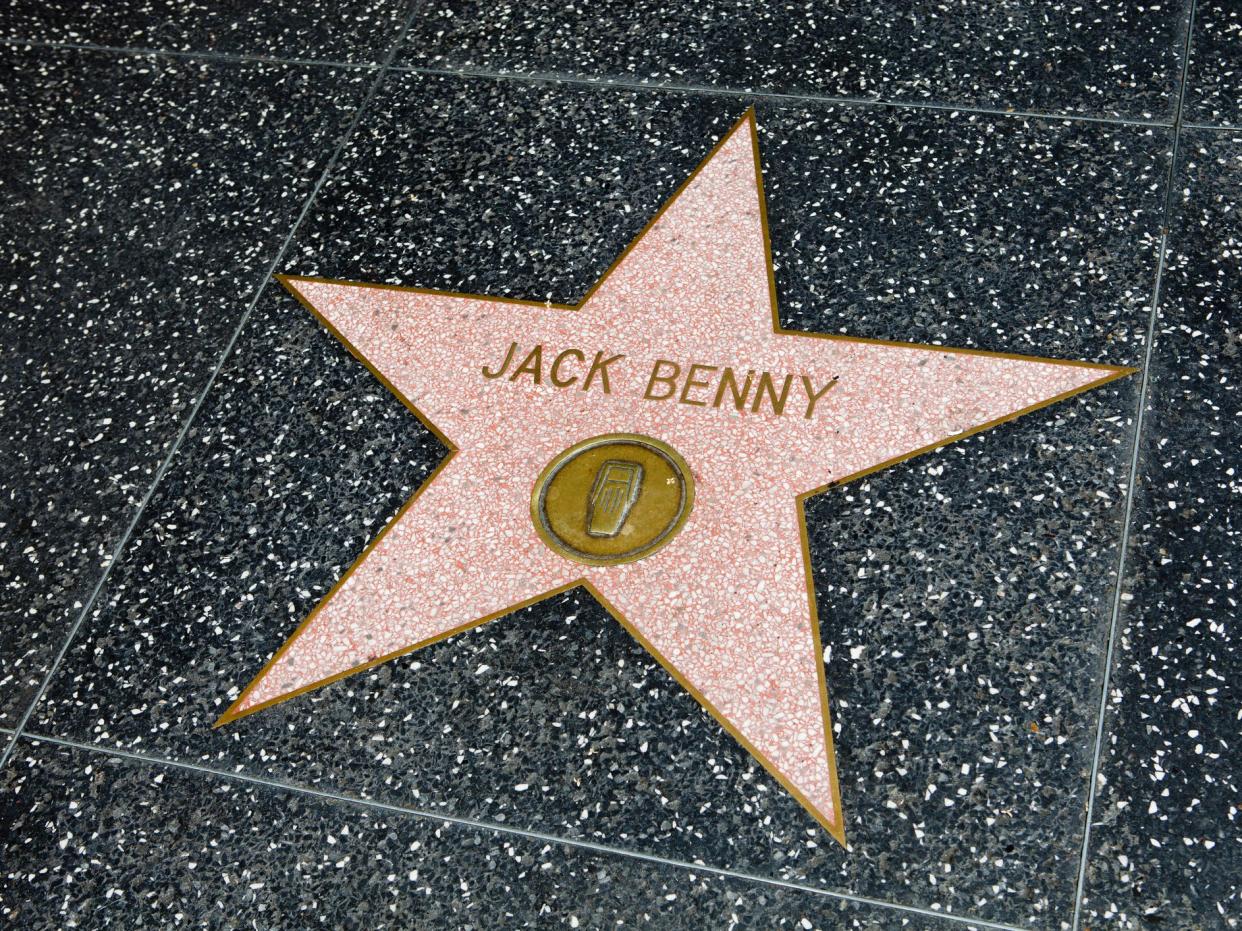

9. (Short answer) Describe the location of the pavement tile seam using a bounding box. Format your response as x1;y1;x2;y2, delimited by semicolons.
13;730;1032;931
389;62;1180;130
0;7;425;771
0;34;383;71
1182;121;1242;135
1068;2;1200;926
0;34;1181;131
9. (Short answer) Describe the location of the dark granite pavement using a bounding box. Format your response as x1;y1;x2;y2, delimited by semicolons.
0;2;1236;928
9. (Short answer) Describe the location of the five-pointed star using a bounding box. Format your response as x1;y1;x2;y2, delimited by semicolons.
216;109;1132;844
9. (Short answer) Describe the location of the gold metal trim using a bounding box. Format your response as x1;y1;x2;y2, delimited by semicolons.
214;107;1140;850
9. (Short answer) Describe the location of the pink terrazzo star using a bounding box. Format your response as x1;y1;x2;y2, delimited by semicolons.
216;109;1133;845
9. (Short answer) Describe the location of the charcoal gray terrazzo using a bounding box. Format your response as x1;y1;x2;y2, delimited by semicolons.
398;0;1192;121
0;47;370;726
1077;131;1241;929
0;740;977;930
28;72;1167;929
1183;0;1242;128
0;0;414;63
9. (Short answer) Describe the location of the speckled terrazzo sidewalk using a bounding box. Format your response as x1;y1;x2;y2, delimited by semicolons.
0;2;1237;929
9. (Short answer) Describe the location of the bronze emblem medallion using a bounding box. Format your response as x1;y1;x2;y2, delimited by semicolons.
531;433;694;566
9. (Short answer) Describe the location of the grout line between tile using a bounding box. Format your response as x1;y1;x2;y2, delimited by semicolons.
0;35;382;70
1067;2;1197;928
1;33;1179;131
1181;120;1242;134
16;731;1029;931
393;61;1174;129
0;7;423;774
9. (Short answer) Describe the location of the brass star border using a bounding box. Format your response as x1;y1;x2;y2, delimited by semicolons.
215;109;1136;848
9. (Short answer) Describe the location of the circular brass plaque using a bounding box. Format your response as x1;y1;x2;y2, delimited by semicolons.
531;433;694;566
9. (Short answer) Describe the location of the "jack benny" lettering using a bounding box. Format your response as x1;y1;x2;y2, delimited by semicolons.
481;341;838;420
